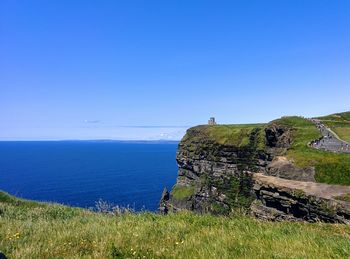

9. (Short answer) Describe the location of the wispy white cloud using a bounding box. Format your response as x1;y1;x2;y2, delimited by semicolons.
116;125;190;128
83;120;101;124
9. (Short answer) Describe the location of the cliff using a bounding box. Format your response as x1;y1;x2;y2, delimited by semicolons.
160;124;266;215
160;116;350;223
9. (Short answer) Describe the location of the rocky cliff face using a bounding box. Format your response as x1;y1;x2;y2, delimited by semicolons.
251;173;350;223
264;124;315;182
160;125;265;215
160;122;350;223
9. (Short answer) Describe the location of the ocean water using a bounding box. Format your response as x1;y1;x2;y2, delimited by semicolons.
0;141;179;211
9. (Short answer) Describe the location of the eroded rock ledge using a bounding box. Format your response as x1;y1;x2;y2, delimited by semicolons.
251;173;350;223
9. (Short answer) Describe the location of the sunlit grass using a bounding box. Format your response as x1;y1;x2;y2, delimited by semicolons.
1;191;350;258
322;121;350;143
182;124;266;148
171;185;195;200
317;111;350;142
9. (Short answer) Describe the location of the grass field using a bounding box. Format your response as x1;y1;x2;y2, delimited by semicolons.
1;191;350;258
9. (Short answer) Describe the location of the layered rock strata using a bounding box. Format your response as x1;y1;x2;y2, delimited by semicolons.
251;173;350;223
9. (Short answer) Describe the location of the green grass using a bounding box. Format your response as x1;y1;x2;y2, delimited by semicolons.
272;116;350;185
272;116;315;128
171;186;195;200
317;112;350;122
1;191;350;258
317;112;350;142
182;124;266;148
332;127;350;143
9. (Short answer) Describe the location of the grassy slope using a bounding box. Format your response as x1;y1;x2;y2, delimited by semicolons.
1;192;350;258
317;112;350;142
272;116;350;185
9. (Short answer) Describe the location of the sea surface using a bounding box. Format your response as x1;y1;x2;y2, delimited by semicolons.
0;141;179;211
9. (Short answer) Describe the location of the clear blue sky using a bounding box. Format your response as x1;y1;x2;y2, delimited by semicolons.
1;0;350;140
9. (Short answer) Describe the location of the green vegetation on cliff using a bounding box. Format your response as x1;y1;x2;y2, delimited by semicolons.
1;192;350;258
317;112;350;142
206;174;254;215
171;186;195;200
273;116;350;185
181;124;266;149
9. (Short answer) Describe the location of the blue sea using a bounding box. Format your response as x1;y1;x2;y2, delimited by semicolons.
0;141;178;211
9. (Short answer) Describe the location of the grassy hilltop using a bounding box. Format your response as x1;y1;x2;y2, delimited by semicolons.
1;192;350;258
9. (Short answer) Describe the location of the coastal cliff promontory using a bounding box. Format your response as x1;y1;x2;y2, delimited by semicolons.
160;114;350;223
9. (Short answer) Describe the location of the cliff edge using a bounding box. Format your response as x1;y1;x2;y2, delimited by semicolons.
160;115;350;223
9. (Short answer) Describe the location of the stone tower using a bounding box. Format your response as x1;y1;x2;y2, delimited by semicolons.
208;117;216;125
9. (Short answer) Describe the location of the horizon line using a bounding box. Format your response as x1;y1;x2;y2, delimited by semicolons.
0;139;181;142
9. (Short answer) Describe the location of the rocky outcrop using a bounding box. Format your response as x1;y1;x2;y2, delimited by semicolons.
265;124;292;149
264;124;315;182
159;188;170;215
251;173;350;223
266;156;315;182
160;122;350;223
